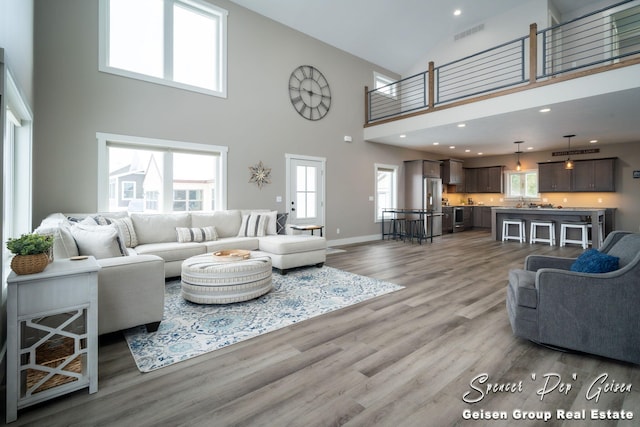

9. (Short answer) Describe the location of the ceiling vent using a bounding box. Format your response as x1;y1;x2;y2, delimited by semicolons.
454;23;485;41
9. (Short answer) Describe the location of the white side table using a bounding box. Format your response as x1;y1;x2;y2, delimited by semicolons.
6;256;100;423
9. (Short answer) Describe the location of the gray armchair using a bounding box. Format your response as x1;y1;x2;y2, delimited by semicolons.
507;231;640;364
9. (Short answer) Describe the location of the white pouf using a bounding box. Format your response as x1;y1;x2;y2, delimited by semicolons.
181;253;272;304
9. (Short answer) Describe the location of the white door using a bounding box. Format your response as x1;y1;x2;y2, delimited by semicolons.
286;154;325;227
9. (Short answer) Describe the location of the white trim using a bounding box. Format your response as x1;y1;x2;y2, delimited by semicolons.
285;153;326;227
96;132;228;212
374;163;398;223
98;0;228;98
327;234;380;247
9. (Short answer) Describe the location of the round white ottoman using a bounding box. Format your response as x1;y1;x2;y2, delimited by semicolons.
181;252;272;304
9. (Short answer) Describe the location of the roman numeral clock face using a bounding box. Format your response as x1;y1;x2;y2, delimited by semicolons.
289;65;331;121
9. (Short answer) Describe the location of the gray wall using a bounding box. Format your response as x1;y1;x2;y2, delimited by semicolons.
33;0;425;242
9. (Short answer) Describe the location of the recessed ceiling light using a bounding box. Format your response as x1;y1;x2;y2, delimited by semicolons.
399;134;406;138
590;139;598;143
478;152;483;155
539;108;551;113
527;147;534;150
457;123;466;128
465;149;471;153
454;9;461;16
449;146;455;149
433;142;440;145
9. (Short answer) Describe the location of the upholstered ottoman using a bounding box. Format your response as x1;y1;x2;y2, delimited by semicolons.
256;235;326;274
181;252;272;304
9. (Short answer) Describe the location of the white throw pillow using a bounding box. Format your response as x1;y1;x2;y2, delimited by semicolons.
94;215;139;248
176;226;218;243
237;213;268;237
71;224;127;259
256;210;278;235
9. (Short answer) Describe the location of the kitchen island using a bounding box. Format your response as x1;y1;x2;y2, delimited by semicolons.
491;207;608;248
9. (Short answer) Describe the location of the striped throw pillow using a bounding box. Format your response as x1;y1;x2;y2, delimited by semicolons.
237;214;268;237
176;226;218;243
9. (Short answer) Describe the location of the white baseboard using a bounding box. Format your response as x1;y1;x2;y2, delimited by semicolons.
326;234;379;248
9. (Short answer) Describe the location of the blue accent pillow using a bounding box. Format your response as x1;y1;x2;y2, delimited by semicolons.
570;249;619;273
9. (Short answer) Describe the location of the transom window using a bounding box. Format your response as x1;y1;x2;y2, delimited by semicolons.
99;0;228;98
374;72;397;98
97;133;228;213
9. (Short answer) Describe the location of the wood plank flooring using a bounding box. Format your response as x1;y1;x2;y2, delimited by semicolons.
3;230;639;426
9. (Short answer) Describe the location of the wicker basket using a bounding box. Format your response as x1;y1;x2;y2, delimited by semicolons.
26;336;82;394
11;253;50;275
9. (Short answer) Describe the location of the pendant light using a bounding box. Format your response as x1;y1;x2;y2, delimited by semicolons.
564;134;576;170
514;141;523;171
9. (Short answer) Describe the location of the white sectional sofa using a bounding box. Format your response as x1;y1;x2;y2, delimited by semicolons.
36;210;326;335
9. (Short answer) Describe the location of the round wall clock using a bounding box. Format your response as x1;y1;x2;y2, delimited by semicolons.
288;65;331;121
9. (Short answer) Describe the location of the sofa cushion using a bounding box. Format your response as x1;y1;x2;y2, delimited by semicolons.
508;269;538;308
131;213;190;244
190;210;242;238
94;215;138;248
238;213;268;237
203;237;259;252
134;242;206;262
258;235;326;255
176;226;218;243
606;234;640;268
71;224;127;259
570;248;619;273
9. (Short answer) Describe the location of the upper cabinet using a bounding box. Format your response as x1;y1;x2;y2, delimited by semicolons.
463;166;504;193
538;158;616;192
572;158;616;192
422;160;442;178
538;162;572;192
441;159;464;184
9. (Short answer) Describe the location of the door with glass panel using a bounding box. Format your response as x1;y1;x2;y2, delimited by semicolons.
287;155;325;227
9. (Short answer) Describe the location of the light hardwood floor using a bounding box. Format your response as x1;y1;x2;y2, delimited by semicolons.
3;230;639;426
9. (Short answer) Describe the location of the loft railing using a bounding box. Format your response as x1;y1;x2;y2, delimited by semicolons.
366;0;640;124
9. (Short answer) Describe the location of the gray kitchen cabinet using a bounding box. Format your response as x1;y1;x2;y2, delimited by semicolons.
572;158;616;192
538;162;572;192
441;159;464;184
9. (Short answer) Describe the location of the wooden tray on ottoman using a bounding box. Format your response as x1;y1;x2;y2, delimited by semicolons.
212;249;251;262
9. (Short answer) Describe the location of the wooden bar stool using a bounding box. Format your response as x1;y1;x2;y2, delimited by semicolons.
529;219;556;246
502;218;526;243
560;221;588;249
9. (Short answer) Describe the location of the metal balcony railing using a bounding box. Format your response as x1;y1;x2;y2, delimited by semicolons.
366;0;640;124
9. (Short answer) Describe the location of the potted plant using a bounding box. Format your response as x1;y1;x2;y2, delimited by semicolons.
6;233;54;275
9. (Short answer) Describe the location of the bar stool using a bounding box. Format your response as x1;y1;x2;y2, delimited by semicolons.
388;217;406;240
560;221;589;249
529;219;556;246
587;222;604;247
502;218;526;243
405;218;425;243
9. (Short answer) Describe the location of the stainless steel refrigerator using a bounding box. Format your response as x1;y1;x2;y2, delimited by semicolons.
423;177;443;236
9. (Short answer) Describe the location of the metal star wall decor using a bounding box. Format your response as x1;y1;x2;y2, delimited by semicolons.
248;161;271;189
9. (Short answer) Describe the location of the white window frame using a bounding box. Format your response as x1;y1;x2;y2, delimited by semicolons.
3;65;34;282
121;181;136;200
97;132;228;212
98;0;228;98
374;71;398;98
504;169;540;201
375;163;399;222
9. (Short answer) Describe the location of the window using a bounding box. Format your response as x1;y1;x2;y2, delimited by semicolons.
121;181;136;200
99;0;228;98
97;133;228;212
505;169;539;200
3;68;33;269
374;71;397;98
375;164;398;221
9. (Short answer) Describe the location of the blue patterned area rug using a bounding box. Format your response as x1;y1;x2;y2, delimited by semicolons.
124;267;404;372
